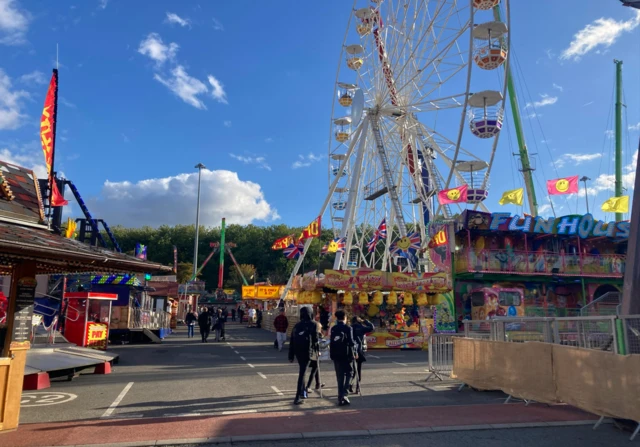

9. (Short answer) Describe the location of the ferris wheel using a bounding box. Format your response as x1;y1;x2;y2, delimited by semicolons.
325;0;511;272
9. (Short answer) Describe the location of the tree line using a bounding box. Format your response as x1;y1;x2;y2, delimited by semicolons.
110;223;337;291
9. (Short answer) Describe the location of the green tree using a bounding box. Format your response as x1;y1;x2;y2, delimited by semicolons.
176;262;195;284
226;264;256;289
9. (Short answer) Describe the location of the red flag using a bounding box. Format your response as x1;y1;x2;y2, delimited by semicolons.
297;216;321;243
437;185;468;205
547;176;579;195
40;69;68;207
271;235;294;250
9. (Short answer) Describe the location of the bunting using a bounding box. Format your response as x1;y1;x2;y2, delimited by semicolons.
271;235;294;250
297;216;321;243
390;232;421;266
437;185;468;205
40;69;68;207
322;237;346;254
283;241;305;260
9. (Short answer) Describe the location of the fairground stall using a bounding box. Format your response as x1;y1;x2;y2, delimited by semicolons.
451;211;627;323
0;159;170;433
292;269;455;349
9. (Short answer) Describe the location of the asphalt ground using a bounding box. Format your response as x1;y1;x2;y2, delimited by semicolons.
19;322;506;424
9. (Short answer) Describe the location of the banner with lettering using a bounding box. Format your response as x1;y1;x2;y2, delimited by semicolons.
324;269;389;291
40;69;68;207
391;272;450;292
85;322;109;350
271;235;294;250
298;216;321;243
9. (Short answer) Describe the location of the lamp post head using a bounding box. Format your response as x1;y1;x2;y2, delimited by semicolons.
195;163;206;170
579;176;591;182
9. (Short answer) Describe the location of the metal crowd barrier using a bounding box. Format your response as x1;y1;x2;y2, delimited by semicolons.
620;315;640;354
425;333;462;381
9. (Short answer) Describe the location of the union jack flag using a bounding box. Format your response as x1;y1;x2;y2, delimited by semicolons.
322;237;345;254
284;241;305;260
390;232;421;266
366;219;387;253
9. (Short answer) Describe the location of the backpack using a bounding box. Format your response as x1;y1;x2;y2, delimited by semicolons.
330;325;351;361
292;321;315;360
211;316;220;329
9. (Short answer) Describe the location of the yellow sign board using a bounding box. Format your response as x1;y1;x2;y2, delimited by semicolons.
242;286;255;298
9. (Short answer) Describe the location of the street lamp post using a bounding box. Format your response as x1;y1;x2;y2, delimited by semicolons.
193;163;206;279
580;176;591;213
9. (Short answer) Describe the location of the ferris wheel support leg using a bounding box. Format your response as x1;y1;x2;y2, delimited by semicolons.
335;118;370;270
279;120;366;303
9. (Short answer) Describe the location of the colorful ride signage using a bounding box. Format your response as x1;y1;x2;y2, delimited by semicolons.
466;212;629;240
391;272;450;292
324;269;388;291
242;286;255;298
242;285;284;300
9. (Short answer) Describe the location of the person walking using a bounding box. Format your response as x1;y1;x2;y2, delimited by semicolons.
219;308;227;340
238;307;244;324
306;318;325;393
248;307;256;328
330;310;356;406
185;309;197;338
288;307;318;405
319;306;330;335
198;308;211;343
231;307;236;322
274;308;289;351
212;308;225;342
349;316;374;394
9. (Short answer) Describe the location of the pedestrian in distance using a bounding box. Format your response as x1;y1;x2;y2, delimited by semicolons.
330;310;356;406
288;307;319;405
238;307;244;324
306;318;326;394
274;308;289;352
198;308;211;343
231;307;236;322
219;308;227;340
212;308;225;342
349;316;374;394
256;308;263;329
248;307;257;328
185;309;197;338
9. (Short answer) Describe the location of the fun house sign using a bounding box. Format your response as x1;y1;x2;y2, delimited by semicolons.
466;212;630;240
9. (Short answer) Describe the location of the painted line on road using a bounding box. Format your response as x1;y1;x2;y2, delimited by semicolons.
249;356;277;359
392;361;409;367
234;350;240;354
257;372;267;379
222;409;258;415
240;356;246;361
247;363;255;368
164;413;201;418
367;354;380;359
101;413;144;419
271;386;284;396
101;382;134;418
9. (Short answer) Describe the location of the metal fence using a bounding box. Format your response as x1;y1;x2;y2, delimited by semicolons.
620;315;640;355
461;316;618;353
426;333;461;381
130;308;170;330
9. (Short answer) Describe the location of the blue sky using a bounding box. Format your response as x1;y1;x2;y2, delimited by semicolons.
0;0;639;229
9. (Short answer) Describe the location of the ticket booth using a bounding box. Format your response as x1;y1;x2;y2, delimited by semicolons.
63;292;117;350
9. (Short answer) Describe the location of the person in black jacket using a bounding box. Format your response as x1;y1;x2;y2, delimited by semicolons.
330;310;356;406
288;307;319;405
198;308;211;343
185;310;197;338
349;316;374;394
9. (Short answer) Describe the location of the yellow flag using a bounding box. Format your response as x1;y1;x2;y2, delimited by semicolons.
65;217;77;239
498;188;524;206
601;195;629;213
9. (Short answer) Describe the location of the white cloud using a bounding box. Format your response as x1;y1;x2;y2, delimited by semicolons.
230;153;271;171
98;0;108;9
165;12;190;28
583;101;594;107
292;153;324;169
629;122;640;131
121;133;130;143
605;129;615;139
525;94;558;109
59;96;76;108
0;147;46;178
555;152;602;169
18;70;46;85
0;0;30;45
212;17;224;31
560;11;640;61
579;150;638;197
0;68;29;130
538;203;552;215
138;33;179;65
545;49;555;60
223;120;232;128
154;65;208;110
552;83;563;92
265;137;274;143
207;75;228;104
88;169;279;227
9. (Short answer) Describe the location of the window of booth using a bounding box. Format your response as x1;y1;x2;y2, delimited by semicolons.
498;291;521;307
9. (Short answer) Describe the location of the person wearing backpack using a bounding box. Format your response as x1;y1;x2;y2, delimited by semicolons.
197;308;211;343
288;307;319;405
349;316;374;394
212;308;224;342
330;310;356;406
185;309;197;338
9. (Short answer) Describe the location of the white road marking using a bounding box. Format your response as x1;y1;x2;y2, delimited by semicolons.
240;356;246;361
257;372;267;379
21;392;77;407
101;382;134;418
249;356;277;359
234;350;239;354
222;409;258;415
247;363;255;368
101;414;144;419
271;386;284;396
163;413;201;417
367;354;380;359
392;361;409;367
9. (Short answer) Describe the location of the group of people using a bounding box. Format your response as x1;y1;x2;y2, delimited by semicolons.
285;307;374;406
184;307;228;343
